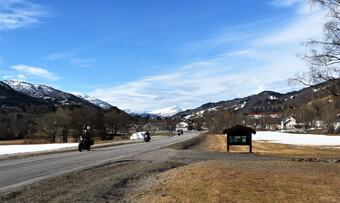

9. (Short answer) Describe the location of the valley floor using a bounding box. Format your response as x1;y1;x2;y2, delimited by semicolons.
1;133;339;203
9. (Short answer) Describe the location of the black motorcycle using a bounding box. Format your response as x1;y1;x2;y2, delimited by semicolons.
144;131;151;142
78;135;94;152
177;129;184;136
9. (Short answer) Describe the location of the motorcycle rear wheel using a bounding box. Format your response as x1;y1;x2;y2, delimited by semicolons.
78;143;83;152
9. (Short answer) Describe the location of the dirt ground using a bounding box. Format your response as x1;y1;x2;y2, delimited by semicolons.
0;159;185;203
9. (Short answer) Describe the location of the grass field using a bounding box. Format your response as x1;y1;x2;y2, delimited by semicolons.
132;160;340;203
130;133;340;202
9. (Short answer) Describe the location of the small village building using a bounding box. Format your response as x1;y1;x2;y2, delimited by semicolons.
313;120;324;129
333;118;340;131
281;116;297;131
176;121;189;131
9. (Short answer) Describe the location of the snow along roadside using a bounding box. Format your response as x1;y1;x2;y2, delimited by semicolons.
0;143;78;156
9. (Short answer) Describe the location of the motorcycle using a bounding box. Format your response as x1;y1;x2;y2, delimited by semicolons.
78;135;94;152
144;131;151;142
177;129;184;136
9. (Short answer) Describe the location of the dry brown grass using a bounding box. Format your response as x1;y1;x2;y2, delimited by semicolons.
194;134;340;157
132;160;340;203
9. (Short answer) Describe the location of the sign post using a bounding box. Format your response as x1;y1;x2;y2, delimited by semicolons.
224;125;255;153
227;134;252;153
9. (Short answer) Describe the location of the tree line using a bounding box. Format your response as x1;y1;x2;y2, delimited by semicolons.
0;105;131;142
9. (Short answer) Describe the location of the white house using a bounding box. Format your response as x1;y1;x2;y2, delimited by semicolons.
176;122;189;131
314;120;324;129
281;116;297;131
333;118;340;131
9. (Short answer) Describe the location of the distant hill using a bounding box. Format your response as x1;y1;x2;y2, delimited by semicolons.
0;81;48;108
127;105;184;118
173;79;340;120
0;80;128;140
2;80;116;110
4;80;94;107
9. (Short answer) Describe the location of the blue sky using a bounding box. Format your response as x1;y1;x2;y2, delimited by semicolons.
0;0;327;111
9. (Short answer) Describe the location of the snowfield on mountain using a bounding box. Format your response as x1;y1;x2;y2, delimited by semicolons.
126;105;184;117
72;92;112;109
3;80;112;109
150;105;184;117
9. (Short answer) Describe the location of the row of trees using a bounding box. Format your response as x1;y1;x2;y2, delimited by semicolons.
0;106;131;142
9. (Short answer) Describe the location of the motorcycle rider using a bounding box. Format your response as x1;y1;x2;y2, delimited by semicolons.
79;126;94;151
144;130;151;142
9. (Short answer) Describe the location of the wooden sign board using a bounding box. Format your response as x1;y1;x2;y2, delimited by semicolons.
227;134;252;153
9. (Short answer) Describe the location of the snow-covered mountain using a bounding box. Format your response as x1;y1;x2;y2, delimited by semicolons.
173;79;340;120
72;92;112;110
126;105;184;118
150;105;184;117
124;109;157;118
4;80;92;106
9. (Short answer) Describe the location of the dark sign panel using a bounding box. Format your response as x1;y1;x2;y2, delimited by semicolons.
224;125;255;153
227;134;252;153
227;135;251;145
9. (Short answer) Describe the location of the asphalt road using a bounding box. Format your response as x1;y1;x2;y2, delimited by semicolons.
0;131;200;193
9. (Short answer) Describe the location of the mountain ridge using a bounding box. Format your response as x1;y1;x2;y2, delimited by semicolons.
172;79;340;120
3;80;113;110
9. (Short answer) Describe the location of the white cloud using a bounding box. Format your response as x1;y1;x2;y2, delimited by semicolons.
0;0;48;31
11;64;59;80
17;74;26;79
271;0;305;7
256;6;327;45
90;50;303;111
70;58;95;67
90;1;326;111
47;52;95;68
2;75;12;79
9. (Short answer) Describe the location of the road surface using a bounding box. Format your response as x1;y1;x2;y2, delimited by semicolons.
0;131;200;193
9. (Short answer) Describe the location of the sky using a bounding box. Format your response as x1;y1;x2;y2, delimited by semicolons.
0;0;328;111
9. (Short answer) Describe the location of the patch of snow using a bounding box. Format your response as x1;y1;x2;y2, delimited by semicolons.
234;101;247;111
195;110;205;116
313;87;326;92
269;96;277;100
0;143;78;156
208;107;217;112
184;114;193;120
72;92;112;109
254;131;340;146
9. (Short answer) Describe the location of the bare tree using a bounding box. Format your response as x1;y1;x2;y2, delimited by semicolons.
104;110;130;136
39;108;71;143
290;0;340;95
